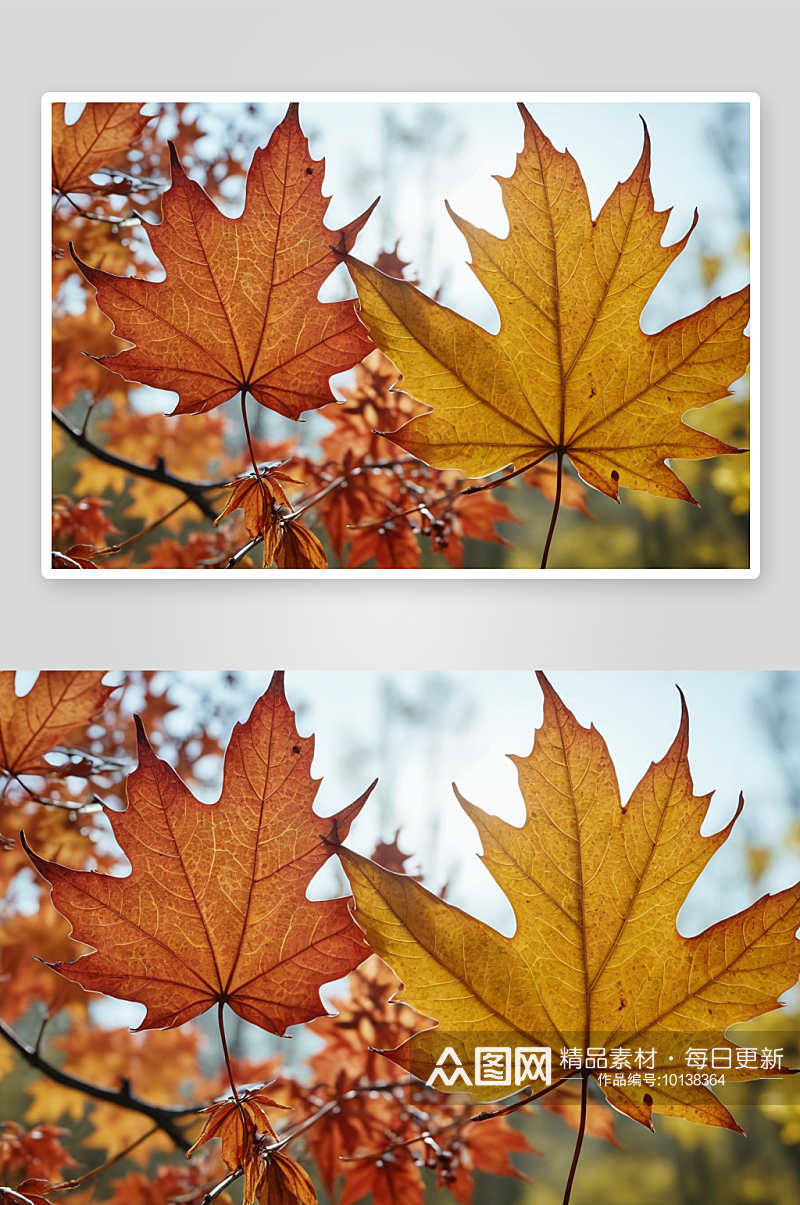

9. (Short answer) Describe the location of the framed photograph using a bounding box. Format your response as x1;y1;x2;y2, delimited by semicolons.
44;93;757;577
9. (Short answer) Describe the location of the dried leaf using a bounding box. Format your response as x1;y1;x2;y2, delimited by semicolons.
188;1088;290;1204
274;523;328;570
259;1151;317;1205
345;516;421;570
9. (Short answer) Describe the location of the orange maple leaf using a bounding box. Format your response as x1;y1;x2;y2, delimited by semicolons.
0;671;115;779
188;1086;290;1203
24;672;373;1033
52;103;152;195
72;104;377;419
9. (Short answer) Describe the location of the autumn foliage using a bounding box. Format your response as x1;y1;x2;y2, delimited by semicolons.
1;671;797;1205
51;101;750;570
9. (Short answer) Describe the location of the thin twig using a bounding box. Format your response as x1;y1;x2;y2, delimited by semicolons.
0;1017;194;1150
226;536;263;570
52;409;228;522
53;190;141;227
341;1079;561;1162
290;457;417;521
200;1170;240;1205
0;769;103;815
461;451;553;496
83;498;191;560
46;1124;160;1192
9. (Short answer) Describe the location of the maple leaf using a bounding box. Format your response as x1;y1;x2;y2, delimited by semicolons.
52;103;151;195
339;1146;424;1205
72;104;377;419
275;522;328;570
215;470;299;567
370;832;418;878
339;674;800;1132
438;488;520;569
188;1087;290;1204
23;672;373;1032
259;1151;317;1205
345;515;421;570
0;671;115;779
372;242;418;285
320;350;426;469
307;955;430;1088
52;496;118;549
344;104;749;504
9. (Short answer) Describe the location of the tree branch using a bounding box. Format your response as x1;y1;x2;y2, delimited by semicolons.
340;1079;561;1163
52;409;229;523
0;1017;194;1150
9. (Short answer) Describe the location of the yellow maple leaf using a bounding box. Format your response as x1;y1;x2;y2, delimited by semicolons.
345;105;749;511
340;674;800;1134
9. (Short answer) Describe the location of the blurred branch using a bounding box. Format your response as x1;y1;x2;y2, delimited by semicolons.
53;409;229;523
0;1017;194;1150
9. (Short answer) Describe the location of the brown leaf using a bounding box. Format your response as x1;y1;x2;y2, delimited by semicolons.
345;516;421;570
188;1088;290;1204
274;523;328;570
259;1152;317;1205
52;103;151;194
73;105;376;419
24;672;373;1033
0;672;115;778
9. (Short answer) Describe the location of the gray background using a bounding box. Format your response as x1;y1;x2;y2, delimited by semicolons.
8;1;797;668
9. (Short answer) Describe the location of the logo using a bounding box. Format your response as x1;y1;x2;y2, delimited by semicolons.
426;1045;551;1089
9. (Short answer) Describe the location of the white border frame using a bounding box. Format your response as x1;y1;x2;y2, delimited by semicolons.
42;91;759;580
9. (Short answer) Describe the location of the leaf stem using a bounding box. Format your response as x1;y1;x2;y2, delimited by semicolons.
217;1002;240;1104
540;450;564;570
562;1072;589;1205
